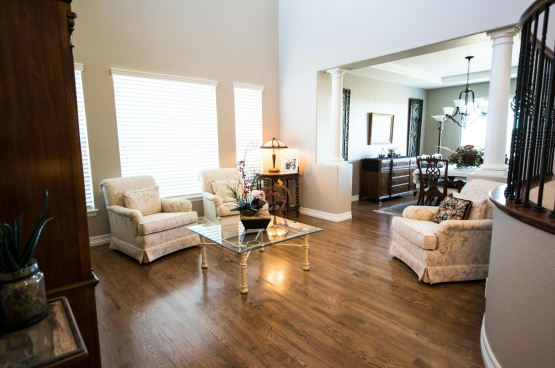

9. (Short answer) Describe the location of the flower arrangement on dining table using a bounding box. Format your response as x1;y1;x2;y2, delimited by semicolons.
446;145;484;168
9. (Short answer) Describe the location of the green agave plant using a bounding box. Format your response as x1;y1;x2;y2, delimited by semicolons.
0;191;53;274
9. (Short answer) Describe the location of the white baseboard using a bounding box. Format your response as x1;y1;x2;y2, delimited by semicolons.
90;234;111;247
481;317;502;368
299;207;352;222
351;195;359;202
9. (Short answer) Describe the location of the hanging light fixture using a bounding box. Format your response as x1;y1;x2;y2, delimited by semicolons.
432;56;488;128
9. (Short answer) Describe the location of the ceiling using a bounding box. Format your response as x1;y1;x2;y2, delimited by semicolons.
348;37;520;89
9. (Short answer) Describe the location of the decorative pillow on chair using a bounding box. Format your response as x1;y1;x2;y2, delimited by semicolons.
432;195;473;224
212;181;242;203
123;186;161;216
453;192;487;220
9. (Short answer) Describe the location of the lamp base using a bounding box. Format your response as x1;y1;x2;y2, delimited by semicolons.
269;167;280;173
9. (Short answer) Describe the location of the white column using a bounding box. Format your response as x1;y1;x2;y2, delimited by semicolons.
326;68;348;164
480;27;517;171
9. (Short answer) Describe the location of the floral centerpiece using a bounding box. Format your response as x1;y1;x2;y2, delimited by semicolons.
447;145;484;168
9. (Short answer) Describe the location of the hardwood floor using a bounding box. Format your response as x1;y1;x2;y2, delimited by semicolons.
91;196;486;368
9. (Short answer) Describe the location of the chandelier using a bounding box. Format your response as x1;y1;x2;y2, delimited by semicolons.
432;56;488;128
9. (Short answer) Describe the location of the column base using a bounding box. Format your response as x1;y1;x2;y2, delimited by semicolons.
325;159;348;165
479;163;508;171
466;168;508;184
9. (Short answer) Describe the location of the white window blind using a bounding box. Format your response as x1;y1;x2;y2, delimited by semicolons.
112;69;219;197
74;65;94;209
234;83;264;174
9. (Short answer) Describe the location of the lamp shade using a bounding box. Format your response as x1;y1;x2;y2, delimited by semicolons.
432;115;446;122
261;137;288;149
442;107;455;116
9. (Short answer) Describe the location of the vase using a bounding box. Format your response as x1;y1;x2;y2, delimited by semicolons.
240;210;272;231
0;258;47;333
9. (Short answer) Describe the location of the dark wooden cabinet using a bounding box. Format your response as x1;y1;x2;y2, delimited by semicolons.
0;1;101;367
360;157;418;204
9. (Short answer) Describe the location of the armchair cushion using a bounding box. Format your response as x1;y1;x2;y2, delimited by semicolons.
203;192;223;208
161;197;192;213
212;180;241;203
217;202;240;217
392;217;440;250
123;186;161;215
453;192;488;220
432;195;472;224
138;212;198;236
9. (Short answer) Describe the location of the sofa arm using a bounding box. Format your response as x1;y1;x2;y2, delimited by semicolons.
161;197;192;213
402;206;439;221
436;219;494;254
202;192;223;207
106;205;143;224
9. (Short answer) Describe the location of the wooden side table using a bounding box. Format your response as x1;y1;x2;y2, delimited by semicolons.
256;171;300;216
0;297;88;368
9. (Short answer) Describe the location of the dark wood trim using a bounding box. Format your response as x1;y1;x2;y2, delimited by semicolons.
490;185;555;236
46;272;99;298
519;0;555;31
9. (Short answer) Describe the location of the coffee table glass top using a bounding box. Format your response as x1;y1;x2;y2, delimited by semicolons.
187;216;323;253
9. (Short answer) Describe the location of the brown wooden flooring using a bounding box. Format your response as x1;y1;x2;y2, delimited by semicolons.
91;195;486;368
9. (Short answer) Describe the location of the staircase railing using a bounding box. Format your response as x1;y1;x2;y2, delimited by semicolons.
506;0;555;222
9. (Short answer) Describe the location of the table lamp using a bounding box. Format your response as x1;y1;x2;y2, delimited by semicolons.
260;137;288;173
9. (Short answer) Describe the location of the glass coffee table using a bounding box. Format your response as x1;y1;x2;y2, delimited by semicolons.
187;216;323;293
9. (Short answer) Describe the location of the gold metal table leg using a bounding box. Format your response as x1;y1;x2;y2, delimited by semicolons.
303;235;310;271
200;236;207;269
240;253;248;293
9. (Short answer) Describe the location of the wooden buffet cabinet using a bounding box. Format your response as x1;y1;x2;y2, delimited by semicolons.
359;157;418;204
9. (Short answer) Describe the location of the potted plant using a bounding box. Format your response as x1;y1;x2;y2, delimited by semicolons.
227;182;271;230
0;191;53;333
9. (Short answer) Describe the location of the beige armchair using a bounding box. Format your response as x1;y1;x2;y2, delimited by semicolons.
100;175;200;263
389;179;502;284
199;168;267;222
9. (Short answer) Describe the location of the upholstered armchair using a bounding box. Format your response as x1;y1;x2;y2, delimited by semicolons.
100;175;200;263
389;179;502;284
199;168;268;222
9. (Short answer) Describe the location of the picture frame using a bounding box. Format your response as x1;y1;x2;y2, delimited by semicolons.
407;99;423;156
368;113;394;145
281;157;299;173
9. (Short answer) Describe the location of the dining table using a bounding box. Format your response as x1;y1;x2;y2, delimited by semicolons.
412;165;475;185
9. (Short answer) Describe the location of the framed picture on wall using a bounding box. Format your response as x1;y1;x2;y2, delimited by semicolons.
281;157;298;173
368;113;394;145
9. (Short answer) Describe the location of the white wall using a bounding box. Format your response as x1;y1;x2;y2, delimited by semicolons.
72;0;279;237
279;0;533;213
317;73;426;195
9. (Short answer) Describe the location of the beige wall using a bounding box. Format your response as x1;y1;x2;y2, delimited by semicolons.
72;0;279;237
484;208;555;368
317;73;427;196
423;79;517;157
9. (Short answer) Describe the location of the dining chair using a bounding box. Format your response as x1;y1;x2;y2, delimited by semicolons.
416;157;449;205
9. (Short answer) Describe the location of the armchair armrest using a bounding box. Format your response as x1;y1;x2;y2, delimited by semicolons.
436;219;494;254
161;197;192;213
402;206;439;221
106;205;143;224
202;192;223;207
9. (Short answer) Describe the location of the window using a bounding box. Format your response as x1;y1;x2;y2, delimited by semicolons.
460;99;513;156
233;83;264;174
460;115;487;149
74;64;94;209
112;69;219;197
